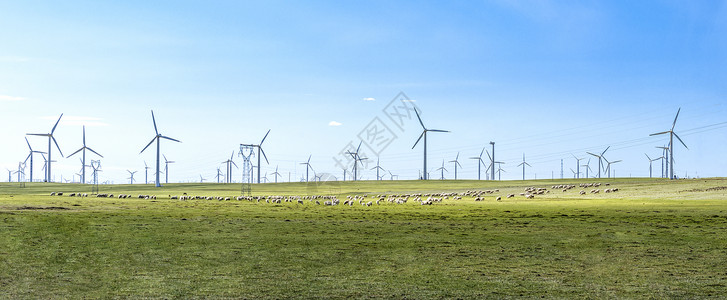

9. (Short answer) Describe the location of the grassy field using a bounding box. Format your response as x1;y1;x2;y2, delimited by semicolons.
1;178;726;298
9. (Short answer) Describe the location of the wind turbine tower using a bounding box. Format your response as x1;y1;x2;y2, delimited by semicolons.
436;160;447;180
127;170;137;184
371;157;385;180
140;110;181;187
469;147;487;180
26;113;63;182
449;152;462;180
517;153;531;180
651;109;687;180
412;108;449;180
163;155;175;184
490;142;496;181
300;155;314;182
23;137;46;183
347;141;368;181
572;154;584;179
67;126;103;185
587;146;610;179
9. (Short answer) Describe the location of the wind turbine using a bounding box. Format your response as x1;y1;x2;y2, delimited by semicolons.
17;162;26;182
449;152;463;180
271;166;281;183
604;158;622;178
586;146;610;179
300;155;314;182
469;147;488;180
517;153;531;180
371;157;385;181
67;126;103;185
490;142;496;181
435;159;448;180
7;168;14;182
199;174;206;183
26;113;63;182
142;161;150;184
411;108;449;180
388;170;398;180
581;158;593;179
651;108;687;180
222;151;238;183
570;168;578;179
496;162;506;181
571;154;584;179
23;137;46;183
253;130;270;184
656;145;669;178
140;110;181;187
347;141;368;181
215;167;223;183
645;153;663;178
39;153;53;182
261;172;269;183
127;170;137;184
163;155;175;184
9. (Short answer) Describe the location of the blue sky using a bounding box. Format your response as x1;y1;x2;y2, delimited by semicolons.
1;0;726;183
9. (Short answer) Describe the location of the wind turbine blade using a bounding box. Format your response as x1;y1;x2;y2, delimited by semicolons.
413;108;426;129
140;137;157;154
356;140;362;153
645;153;651;161
67;148;83;158
673;132;688;149
163;154;169;163
486;150;492;161
518;162;524;167
601;146;610;156
86;147;103;158
51;113;63;134
24;153;31;164
25;137;32;151
412;131;425;149
671;108;681;131
260;129;270;145
151;110;158;135
260;147;269;164
160;135;181;143
586;152;599;158
612;160;622;164
52;136;64;157
82;126;86;146
650;131;670;136
307;155;312;164
26;133;49;137
525;162;531;167
480;147;485;158
429;129;449;133
230;151;235;161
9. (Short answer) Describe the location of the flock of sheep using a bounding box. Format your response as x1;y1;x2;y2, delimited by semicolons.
48;182;619;206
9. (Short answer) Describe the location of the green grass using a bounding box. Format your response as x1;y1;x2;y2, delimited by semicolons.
1;178;727;298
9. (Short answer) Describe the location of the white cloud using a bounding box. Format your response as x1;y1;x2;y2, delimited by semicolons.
363;97;375;101
0;94;26;101
328;121;342;126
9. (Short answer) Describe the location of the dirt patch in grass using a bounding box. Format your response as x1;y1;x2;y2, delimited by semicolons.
680;186;727;193
15;206;70;210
